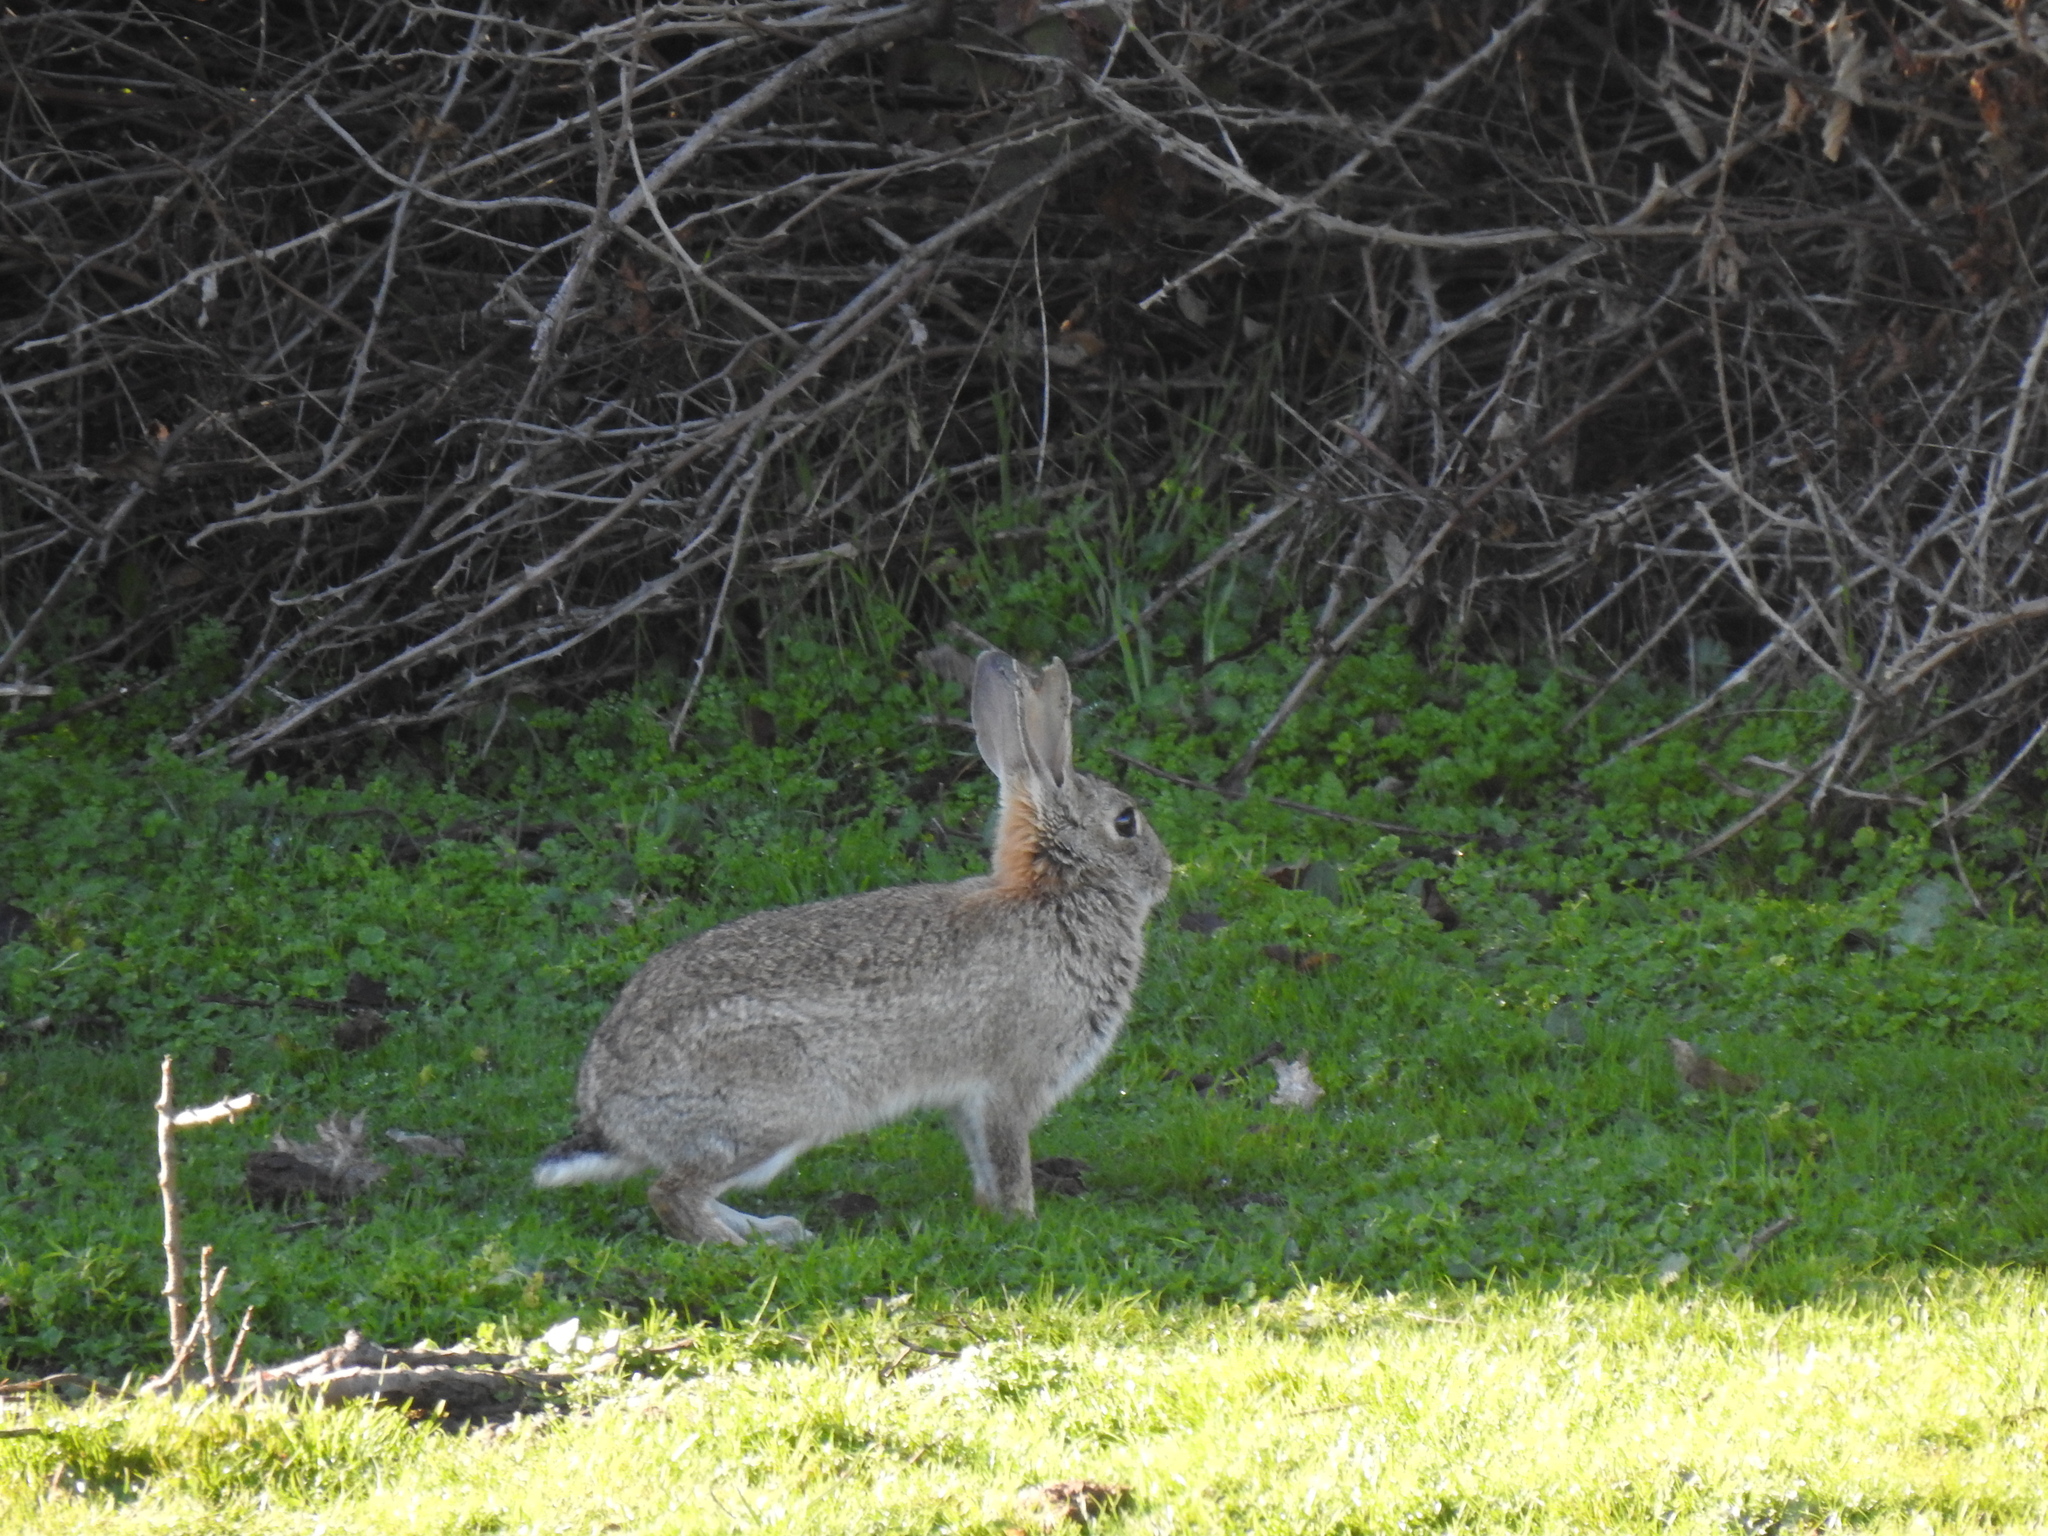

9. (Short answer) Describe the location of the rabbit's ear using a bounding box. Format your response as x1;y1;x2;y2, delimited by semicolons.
1018;658;1072;791
972;650;1030;784
972;651;1071;794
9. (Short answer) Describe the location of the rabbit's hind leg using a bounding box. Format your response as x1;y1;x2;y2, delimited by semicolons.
648;1140;813;1246
647;1181;812;1247
712;1203;812;1246
648;1174;749;1244
712;1139;812;1244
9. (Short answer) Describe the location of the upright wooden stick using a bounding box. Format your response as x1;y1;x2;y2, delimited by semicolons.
155;1055;188;1372
150;1063;260;1390
197;1245;220;1387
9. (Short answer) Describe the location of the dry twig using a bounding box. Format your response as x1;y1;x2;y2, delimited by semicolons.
1;2;2043;854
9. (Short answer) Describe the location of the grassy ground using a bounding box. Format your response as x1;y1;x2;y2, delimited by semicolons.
7;1273;2048;1533
3;555;2046;1527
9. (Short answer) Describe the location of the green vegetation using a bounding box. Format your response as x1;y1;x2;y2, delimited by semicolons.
9;1274;2048;1534
4;507;2046;1531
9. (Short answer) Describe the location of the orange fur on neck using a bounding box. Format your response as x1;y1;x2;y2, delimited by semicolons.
991;790;1051;897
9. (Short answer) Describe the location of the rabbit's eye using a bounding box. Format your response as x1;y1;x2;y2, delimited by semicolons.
1113;807;1138;839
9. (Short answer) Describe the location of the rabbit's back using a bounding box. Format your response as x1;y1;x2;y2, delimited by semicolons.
575;867;1146;1147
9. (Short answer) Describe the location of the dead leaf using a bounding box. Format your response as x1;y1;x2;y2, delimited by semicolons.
385;1130;467;1159
821;1190;881;1222
1823;7;1868;105
1776;80;1814;134
1411;877;1461;930
1269;1057;1326;1111
1262;859;1343;902
1951;222;2015;296
1698;223;1749;297
332;1010;390;1052
1890;37;1934;79
409;116;460;146
1819;4;1866;161
1970;68;2005;138
1056;324;1106;359
282;1111;384;1170
1032;1156;1091;1197
1044;337;1098;369
1666;1036;1759;1096
1821;95;1853;161
1259;943;1337;973
1383;531;1411;579
251;1111;388;1206
1019;1480;1132;1527
1176;910;1227;937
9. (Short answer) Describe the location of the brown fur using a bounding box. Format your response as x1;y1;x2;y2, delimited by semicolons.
990;790;1050;898
532;650;1172;1245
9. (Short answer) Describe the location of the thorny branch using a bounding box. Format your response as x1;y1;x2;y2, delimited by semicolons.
3;1;2047;851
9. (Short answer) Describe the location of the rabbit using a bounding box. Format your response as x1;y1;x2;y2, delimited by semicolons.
533;649;1172;1245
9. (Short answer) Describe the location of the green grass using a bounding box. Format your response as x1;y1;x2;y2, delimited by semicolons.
3;581;2047;1529
6;1272;2048;1533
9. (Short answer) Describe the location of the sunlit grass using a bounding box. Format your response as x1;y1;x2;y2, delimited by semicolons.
6;1269;2046;1534
6;585;2047;1530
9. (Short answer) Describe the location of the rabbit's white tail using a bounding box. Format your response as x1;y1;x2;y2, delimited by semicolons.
533;1123;643;1187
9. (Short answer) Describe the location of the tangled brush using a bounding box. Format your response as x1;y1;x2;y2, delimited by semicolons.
4;1;2046;845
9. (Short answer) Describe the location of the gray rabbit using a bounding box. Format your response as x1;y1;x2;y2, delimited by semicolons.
534;649;1172;1244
